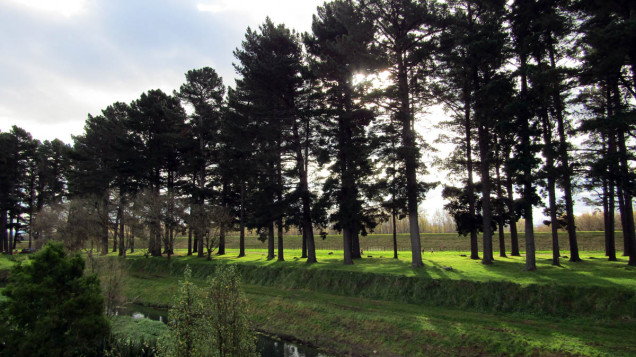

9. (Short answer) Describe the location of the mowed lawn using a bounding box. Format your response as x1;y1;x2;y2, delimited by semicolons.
95;246;636;291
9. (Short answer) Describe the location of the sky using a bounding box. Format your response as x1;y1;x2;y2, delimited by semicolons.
0;0;324;142
0;0;591;222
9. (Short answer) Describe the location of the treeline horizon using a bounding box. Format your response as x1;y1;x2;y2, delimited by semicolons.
1;0;634;269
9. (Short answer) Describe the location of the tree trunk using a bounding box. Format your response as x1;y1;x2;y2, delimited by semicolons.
8;214;14;255
292;119;316;263
238;181;246;258
601;132;615;261
464;91;480;260
1;209;7;253
188;177;196;256
196;114;206;259
612;80;636;265
520;53;536;271
343;227;353;265
548;178;560;267
540;101;559;266
351;226;361;259
149;174;163;257
267;221;275;260
169;227;174;254
11;221;18;251
101;196;109;256
187;226;192;256
506;167;520;256
497;194;506;258
524;201;536;271
617;130;636;266
167;226;172;261
397;54;423;268
301;227;307;258
27;169;36;250
151;219;162;257
477;123;493;265
392;211;398;259
277;219;284;262
218;223;226;256
604;87;624;259
618;185;629;256
603;173;617;261
495;141;506;258
498;219;506;258
197;225;204;258
549;44;579;263
118;200;126;257
163;224;170;255
113;204;120;253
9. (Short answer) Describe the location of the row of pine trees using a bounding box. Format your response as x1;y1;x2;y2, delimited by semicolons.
1;0;634;269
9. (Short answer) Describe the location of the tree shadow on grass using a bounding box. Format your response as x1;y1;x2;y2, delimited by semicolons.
474;254;635;289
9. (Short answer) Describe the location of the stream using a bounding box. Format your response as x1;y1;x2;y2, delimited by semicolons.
117;304;332;357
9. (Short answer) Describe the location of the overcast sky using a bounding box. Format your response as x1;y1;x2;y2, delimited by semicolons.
0;0;591;221
0;0;325;142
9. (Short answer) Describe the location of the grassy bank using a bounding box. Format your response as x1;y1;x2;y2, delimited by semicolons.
124;254;636;319
121;269;636;357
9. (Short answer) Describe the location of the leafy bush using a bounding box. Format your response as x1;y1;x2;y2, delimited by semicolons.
0;242;110;356
162;265;211;357
103;335;160;357
110;315;168;342
205;264;257;356
161;265;257;357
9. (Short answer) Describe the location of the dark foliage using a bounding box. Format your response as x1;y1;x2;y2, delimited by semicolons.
0;242;110;357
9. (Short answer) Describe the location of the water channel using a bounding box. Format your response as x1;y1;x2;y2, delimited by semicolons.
117;304;332;357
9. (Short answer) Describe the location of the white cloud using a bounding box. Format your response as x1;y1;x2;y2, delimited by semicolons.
196;0;322;32
6;0;89;17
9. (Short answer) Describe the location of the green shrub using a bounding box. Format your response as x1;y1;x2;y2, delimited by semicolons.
107;314;166;357
0;242;110;357
104;335;160;357
110;315;168;342
161;265;257;357
205;264;257;357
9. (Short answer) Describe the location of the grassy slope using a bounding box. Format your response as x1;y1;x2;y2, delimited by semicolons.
118;249;636;356
122;271;636;357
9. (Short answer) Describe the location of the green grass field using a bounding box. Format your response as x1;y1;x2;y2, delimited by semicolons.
108;248;636;290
